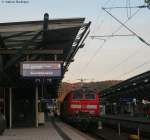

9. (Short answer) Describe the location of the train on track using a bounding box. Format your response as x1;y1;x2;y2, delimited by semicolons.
60;87;100;130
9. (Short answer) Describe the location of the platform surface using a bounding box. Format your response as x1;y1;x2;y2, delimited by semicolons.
0;119;95;140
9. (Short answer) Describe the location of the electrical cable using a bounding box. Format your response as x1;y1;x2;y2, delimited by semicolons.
102;8;150;47
77;0;144;81
76;0;113;79
88;8;141;77
103;6;147;9
102;48;143;76
99;8;146;79
110;8;141;35
115;58;150;80
92;0;112;36
91;8;141;40
90;34;134;38
98;6;150;80
78;40;106;78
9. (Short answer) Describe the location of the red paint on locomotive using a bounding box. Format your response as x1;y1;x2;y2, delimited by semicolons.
60;87;100;128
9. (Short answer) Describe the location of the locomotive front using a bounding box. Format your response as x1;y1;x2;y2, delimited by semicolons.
61;88;100;129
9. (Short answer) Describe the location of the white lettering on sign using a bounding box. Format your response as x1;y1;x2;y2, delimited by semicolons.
20;61;62;77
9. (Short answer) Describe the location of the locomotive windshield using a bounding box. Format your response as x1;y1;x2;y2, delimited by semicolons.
85;93;95;99
72;89;96;100
72;90;83;100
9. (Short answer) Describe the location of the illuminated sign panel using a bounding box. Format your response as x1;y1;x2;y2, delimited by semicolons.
20;61;62;77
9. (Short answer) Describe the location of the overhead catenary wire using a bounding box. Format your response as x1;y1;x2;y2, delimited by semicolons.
78;40;106;78
126;0;131;18
104;0;112;5
115;58;150;80
102;8;150;47
92;0;112;37
110;8;141;35
79;6;142;79
91;7;141;40
102;48;143;77
82;8;141;75
103;5;147;9
98;5;150;80
99;8;147;79
77;1;145;82
90;34;134;38
112;40;150;80
76;0;113;78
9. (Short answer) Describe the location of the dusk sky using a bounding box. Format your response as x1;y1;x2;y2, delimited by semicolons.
0;0;150;83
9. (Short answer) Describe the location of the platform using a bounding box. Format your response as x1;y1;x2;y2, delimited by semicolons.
0;118;95;140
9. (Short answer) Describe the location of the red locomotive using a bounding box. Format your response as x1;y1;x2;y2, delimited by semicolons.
60;87;100;129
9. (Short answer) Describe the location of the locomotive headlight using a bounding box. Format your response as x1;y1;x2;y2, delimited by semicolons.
70;104;81;109
87;105;97;109
89;110;95;114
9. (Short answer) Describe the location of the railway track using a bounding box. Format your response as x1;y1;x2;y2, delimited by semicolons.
88;127;129;140
90;130;110;140
89;126;150;140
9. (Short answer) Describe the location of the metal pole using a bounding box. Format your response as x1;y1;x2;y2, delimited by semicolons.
9;88;12;129
137;127;140;140
118;122;121;136
54;54;57;61
26;55;29;61
3;88;6;117
35;86;38;128
42;84;43;97
42;79;44;97
43;13;49;41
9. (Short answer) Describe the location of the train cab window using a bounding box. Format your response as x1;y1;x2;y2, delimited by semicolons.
72;91;83;100
85;93;96;99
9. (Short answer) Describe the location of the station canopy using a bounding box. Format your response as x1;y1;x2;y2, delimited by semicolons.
0;14;91;95
101;70;150;102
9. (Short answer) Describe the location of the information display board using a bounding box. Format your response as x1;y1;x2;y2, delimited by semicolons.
20;61;62;77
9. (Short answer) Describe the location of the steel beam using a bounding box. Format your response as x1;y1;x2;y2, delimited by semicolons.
64;22;91;72
0;49;63;55
0;35;5;48
35;86;38;128
43;13;49;31
3;31;35;40
43;13;49;42
0;35;5;75
3;31;42;71
9;88;12;129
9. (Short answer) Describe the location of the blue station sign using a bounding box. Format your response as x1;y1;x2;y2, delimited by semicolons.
20;61;62;78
